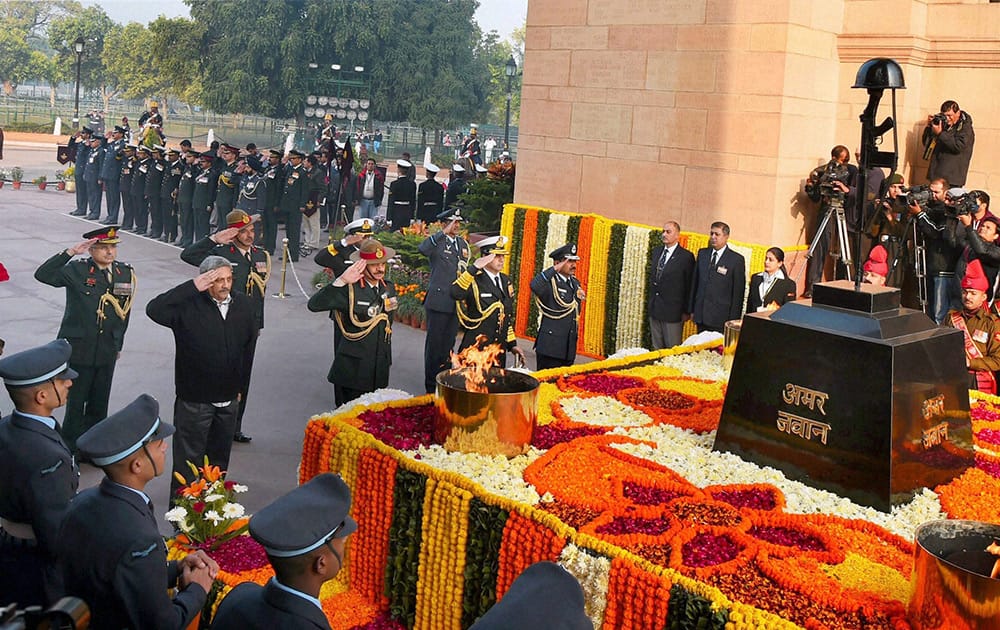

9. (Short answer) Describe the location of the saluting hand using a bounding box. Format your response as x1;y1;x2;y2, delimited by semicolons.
336;259;367;285
344;233;365;246
67;239;98;256
473;253;495;270
193;268;227;292
211;227;240;244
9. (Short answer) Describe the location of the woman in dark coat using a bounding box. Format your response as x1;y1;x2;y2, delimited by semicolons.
747;247;797;313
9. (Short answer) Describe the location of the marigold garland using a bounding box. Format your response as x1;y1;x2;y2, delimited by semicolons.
515;209;538;335
351;448;398;608
414;479;473;630
601;556;673;630
585;217;612;354
574;215;595;355
495;511;567;600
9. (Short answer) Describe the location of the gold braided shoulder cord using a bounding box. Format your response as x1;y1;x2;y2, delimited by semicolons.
247;250;271;297
334;283;390;341
456;279;504;327
534;274;579;320
96;268;136;324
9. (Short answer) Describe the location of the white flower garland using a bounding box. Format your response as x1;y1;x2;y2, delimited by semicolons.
658;349;729;382
616;226;651;349
559;543;612;629
558;395;654;427
405;444;544;505
539;213;570;330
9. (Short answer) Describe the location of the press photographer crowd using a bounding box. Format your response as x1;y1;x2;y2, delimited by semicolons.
804;99;999;393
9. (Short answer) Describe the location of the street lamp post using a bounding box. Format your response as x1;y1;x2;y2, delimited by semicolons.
503;55;517;150
72;37;84;130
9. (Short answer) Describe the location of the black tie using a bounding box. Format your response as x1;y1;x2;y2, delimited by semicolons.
711;251;718;268
494;275;503;292
658;249;668;273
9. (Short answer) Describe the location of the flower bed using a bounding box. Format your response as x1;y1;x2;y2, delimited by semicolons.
203;344;1000;628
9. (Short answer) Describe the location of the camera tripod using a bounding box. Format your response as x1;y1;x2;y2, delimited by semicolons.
799;197;854;283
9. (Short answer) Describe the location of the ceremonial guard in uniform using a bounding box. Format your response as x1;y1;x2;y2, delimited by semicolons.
444;163;467;210
99;125;127;225
68;126;92;216
211;473;356;630
181;211;269;443
461;125;482;166
262;149;285;255
315;217;375;276
530;244;585;370
387;159;416;230
308;239;397;406
450;235;525;367
55;394;216;630
191;153;218;241
416;163;445;224
419;208;471;392
176;150;199;248
130;145;151;234
34;227;134;451
145;145;167;239
214;144;242;230
118;144;137;230
946;259;1000;393
160;148;184;244
0;340;79;607
83;135;105;220
280;150;310;262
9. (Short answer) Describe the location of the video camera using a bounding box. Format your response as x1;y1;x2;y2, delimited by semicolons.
946;191;980;218
805;160;852;205
902;184;934;210
0;598;88;630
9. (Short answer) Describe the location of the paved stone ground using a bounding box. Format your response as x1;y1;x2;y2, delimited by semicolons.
1;141;554;534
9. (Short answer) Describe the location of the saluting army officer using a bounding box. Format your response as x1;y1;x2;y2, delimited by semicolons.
314;217;375;276
450;235;525;368
280;150;310;262
0;340;80;607
308;239;398;406
34;226;135;451
180;210;270;443
211;473;357;630
530;244;585;370
55;394;217;629
419;207;471;392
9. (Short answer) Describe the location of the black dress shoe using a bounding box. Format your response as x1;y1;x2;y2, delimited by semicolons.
149;232;162;239
85;214;100;220
100;218;116;225
70;210;86;216
233;432;252;443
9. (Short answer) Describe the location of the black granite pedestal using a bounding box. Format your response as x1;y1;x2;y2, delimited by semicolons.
715;280;974;512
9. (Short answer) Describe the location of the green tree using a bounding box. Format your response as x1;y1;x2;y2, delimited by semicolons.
102;23;157;101
48;6;118;109
148;17;206;111
0;29;33;95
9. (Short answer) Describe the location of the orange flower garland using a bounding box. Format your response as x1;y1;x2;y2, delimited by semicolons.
601;556;672;630
937;466;1000;524
514;209;539;335
299;420;340;483
574;215;596;356
350;447;398;608
495;511;567;600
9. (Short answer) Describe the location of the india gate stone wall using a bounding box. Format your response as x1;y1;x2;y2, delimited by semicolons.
516;0;1000;248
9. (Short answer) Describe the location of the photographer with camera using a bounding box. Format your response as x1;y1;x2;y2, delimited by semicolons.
946;190;1000;302
923;100;974;188
868;174;910;288
909;179;961;323
804;145;857;295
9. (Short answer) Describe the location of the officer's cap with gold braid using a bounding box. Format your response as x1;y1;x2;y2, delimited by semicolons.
226;210;258;230
349;239;395;264
83;225;121;245
549;243;580;261
344;218;375;236
476;235;510;256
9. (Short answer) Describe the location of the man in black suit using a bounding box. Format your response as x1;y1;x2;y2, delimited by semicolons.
689;221;746;333
146;257;258;497
648;221;695;349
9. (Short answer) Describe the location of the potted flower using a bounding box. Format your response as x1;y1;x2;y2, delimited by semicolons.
63;164;76;193
55;169;70;191
10;167;24;190
33;175;48;191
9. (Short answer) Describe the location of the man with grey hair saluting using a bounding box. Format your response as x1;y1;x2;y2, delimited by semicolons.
146;256;258;498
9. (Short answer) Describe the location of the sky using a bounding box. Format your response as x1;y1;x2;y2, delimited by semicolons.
79;0;528;42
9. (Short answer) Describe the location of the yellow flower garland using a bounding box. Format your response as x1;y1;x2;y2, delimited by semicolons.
414;479;473;630
585;218;613;355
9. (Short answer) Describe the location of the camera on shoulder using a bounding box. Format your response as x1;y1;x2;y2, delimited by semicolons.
0;598;89;630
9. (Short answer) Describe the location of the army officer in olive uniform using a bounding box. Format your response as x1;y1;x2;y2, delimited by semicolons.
308;239;398;406
450;235;525;368
530;244;585;370
34;226;134;451
180;210;270;443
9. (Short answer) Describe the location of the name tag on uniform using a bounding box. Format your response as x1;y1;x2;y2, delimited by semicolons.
197;174;209;183
481;292;493;298
974;330;989;343
717;266;728;275
155;163;165;172
357;300;371;306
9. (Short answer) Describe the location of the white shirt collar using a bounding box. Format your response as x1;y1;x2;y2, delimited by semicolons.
270;577;323;610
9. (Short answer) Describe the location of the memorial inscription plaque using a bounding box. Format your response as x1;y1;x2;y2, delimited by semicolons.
715;281;974;512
